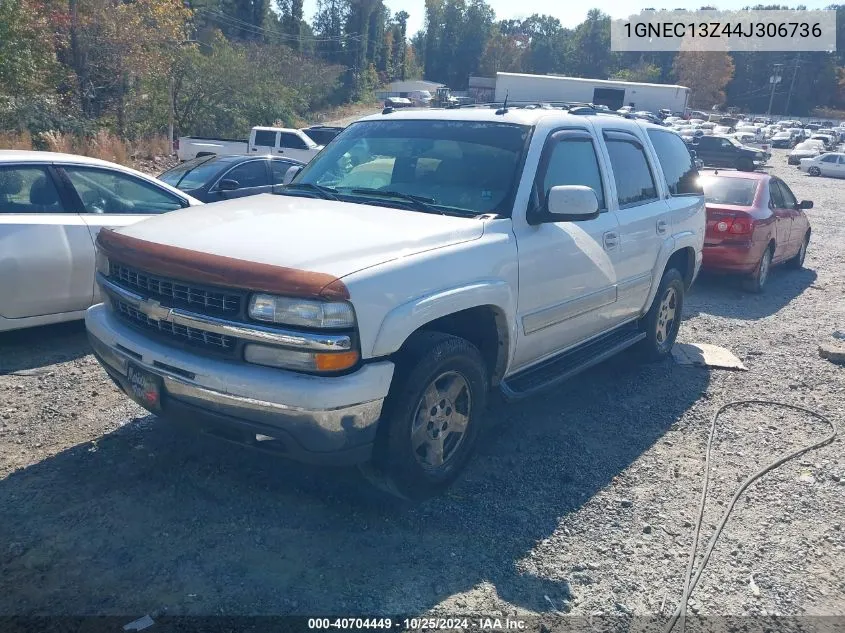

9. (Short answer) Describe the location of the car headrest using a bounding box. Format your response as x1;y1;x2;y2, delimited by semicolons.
0;170;24;197
29;176;59;206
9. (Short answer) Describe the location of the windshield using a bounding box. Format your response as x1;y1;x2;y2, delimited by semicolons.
290;119;531;215
159;157;221;191
700;176;758;206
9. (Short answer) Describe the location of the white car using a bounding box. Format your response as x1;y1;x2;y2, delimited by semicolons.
788;140;824;165
732;132;758;144
0;151;202;332
86;108;705;498
800;152;845;178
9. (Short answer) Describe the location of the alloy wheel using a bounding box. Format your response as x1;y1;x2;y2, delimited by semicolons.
655;287;678;348
410;371;472;470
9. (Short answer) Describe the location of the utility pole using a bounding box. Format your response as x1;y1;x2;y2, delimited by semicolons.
784;54;801;116
766;63;783;118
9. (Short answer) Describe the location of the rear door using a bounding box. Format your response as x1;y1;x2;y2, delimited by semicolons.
817;153;840;176
766;178;794;262
598;128;667;319
0;164;95;318
250;129;278;156
772;179;805;251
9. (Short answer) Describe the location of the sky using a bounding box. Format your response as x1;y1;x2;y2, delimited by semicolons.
300;0;833;40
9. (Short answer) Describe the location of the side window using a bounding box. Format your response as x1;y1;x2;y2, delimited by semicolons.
270;160;298;184
253;130;277;148
63;167;184;214
221;161;268;189
647;129;702;196
768;180;785;208
820;154;838;163
540;137;605;210
720;139;733;149
776;180;798;208
0;166;65;213
604;135;658;208
280;132;309;150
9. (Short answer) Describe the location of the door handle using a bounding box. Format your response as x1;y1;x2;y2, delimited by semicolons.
277;149;284;153
603;231;619;250
657;219;668;235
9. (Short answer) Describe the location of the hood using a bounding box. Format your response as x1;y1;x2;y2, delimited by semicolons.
113;193;485;279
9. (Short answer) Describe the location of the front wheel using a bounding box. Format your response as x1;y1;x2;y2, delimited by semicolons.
363;331;489;500
637;268;685;362
808;166;821;177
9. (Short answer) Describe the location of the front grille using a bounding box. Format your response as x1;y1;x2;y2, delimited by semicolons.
115;299;236;354
110;262;242;317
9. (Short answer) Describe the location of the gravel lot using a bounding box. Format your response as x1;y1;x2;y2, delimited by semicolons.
1;150;843;626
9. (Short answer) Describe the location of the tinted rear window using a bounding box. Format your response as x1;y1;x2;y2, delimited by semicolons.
699;176;758;207
647;129;702;196
160;159;225;191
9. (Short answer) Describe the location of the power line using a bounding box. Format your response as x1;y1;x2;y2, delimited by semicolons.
784;54;801;116
195;7;364;43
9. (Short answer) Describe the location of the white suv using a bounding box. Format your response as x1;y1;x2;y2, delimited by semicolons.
86;107;705;499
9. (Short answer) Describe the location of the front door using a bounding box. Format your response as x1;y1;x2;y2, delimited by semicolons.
210;160;272;201
772;179;805;253
0;164;95;318
511;129;622;372
57;165;188;302
278;132;316;163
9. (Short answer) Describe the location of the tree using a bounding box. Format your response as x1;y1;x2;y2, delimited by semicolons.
673;48;734;109
478;25;524;76
567;9;614;78
612;59;661;83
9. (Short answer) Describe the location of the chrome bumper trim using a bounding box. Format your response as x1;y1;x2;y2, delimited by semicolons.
96;273;353;352
89;333;383;434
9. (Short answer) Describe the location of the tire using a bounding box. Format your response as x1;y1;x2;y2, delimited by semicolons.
744;244;774;293
362;331;489;500
737;157;755;172
788;232;810;269
808;166;821;176
637;268;685;362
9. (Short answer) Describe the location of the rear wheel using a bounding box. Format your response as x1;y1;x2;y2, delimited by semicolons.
808;166;821;176
362;331;489;500
744;244;773;293
637;268;684;362
788;232;810;269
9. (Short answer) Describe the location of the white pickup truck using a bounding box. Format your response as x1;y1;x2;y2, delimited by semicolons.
86;107;705;499
176;126;323;163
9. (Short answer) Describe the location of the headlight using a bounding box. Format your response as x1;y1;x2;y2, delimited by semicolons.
244;344;359;373
96;250;110;276
248;294;355;329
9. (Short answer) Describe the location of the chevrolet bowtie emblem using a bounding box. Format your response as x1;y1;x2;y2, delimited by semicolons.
138;299;173;322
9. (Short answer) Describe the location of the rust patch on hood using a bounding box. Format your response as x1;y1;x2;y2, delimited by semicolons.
96;229;350;300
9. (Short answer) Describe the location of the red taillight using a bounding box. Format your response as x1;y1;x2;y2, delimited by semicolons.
710;214;754;236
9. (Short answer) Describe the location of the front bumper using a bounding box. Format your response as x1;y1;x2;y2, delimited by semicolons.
85;303;395;465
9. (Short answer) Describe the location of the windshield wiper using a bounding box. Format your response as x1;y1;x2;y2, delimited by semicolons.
278;182;339;200
347;188;444;215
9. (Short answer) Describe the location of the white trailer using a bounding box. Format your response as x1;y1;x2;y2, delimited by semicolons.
493;72;690;114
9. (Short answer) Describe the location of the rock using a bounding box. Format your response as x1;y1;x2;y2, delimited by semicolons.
819;339;845;365
620;499;633;508
683;519;693;528
615;602;633;615
798;473;816;484
643;523;653;534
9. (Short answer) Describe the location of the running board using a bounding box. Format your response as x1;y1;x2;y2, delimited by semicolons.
500;324;646;400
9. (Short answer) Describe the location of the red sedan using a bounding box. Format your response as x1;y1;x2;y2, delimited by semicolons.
699;170;813;292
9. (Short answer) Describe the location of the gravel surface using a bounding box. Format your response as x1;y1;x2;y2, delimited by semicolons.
1;151;843;626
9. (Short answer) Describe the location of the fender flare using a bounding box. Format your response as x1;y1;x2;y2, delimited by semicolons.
370;280;516;361
643;235;680;312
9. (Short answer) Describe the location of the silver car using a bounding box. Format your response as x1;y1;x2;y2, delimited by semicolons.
0;151;202;332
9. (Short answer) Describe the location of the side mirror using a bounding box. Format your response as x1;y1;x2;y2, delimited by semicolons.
282;165;302;185
689;149;697;158
799;200;813;209
218;179;239;191
545;185;600;222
